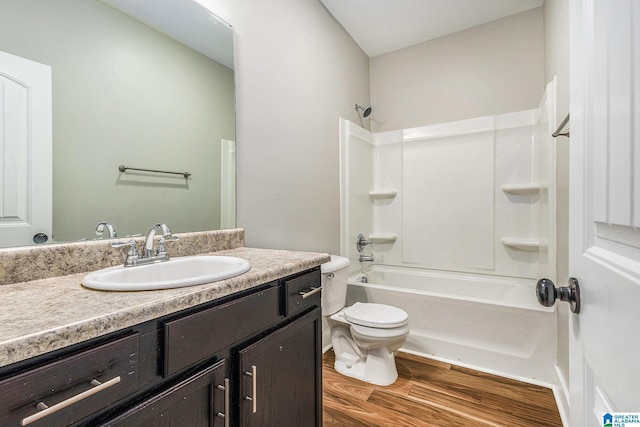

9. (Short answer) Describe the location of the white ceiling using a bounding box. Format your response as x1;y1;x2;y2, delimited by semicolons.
320;0;544;57
102;0;234;69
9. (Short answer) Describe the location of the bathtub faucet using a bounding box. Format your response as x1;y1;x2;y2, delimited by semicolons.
356;234;372;252
359;255;375;262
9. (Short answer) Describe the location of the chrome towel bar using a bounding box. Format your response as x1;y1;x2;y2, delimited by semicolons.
118;165;191;178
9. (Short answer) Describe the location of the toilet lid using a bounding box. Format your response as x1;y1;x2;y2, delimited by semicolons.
344;302;408;329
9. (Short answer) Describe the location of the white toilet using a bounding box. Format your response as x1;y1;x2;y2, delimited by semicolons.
322;255;409;386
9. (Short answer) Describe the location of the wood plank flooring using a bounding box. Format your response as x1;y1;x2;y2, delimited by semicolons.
322;350;563;426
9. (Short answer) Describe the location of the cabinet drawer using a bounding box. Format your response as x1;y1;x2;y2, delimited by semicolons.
163;286;280;377
283;269;321;317
0;333;139;427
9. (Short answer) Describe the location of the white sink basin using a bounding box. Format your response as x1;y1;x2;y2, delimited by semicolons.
82;255;251;291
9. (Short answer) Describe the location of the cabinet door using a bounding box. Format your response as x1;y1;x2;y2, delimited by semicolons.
238;308;321;427
105;359;228;427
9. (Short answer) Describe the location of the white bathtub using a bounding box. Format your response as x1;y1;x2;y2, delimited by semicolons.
346;265;557;384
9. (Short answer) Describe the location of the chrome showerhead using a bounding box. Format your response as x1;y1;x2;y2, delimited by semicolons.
355;104;373;119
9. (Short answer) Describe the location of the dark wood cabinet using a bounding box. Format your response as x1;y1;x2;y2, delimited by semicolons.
105;360;227;427
162;286;281;377
0;334;139;427
238;308;321;427
0;267;322;427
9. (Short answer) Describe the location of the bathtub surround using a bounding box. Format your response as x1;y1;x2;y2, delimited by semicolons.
339;81;559;385
341;80;557;281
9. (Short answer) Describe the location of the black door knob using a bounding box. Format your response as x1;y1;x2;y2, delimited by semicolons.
32;233;49;244
536;277;581;314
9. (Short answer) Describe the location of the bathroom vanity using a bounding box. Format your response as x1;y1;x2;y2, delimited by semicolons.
0;231;328;427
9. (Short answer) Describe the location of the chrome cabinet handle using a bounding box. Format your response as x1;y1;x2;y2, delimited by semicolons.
215;378;230;427
299;286;322;299
244;365;257;414
21;376;121;426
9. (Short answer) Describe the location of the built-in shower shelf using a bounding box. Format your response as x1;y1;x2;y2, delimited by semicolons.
501;237;548;252
501;184;546;195
369;233;397;243
369;189;398;200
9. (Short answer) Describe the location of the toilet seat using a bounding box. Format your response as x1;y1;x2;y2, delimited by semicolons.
350;322;410;339
344;302;408;329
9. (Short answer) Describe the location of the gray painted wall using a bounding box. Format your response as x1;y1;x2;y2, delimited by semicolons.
370;8;545;132
199;0;371;254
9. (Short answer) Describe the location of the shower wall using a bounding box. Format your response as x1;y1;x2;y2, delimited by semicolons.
341;79;558;281
339;120;374;273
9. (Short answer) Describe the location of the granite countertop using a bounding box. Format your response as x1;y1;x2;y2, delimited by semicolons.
0;247;330;368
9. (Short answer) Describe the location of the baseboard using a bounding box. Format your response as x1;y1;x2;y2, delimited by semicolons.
398;348;555;389
553;364;570;427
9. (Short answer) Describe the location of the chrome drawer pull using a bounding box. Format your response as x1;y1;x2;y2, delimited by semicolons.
299;286;321;299
244;365;257;414
215;378;230;427
21;376;121;426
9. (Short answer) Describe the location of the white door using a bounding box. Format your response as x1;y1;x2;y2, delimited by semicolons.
0;50;52;247
570;0;640;425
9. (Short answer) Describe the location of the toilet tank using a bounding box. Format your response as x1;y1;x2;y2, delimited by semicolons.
321;255;350;316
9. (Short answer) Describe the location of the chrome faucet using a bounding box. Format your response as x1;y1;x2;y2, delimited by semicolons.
111;223;178;267
143;223;178;259
356;275;368;283
95;221;117;239
359;255;375;262
111;240;139;267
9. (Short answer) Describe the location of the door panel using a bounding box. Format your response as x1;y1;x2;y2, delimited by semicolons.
570;0;640;425
0;50;52;247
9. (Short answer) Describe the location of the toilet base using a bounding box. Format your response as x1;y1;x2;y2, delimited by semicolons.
333;346;399;386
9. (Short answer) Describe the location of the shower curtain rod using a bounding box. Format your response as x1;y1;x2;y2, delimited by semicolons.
552;113;570;138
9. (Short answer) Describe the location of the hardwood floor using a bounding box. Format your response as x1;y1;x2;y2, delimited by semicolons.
322;350;563;426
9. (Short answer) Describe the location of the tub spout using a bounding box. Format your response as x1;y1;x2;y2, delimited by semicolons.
359;255;374;262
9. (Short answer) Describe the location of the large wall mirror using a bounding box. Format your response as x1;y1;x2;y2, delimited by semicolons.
0;0;235;248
